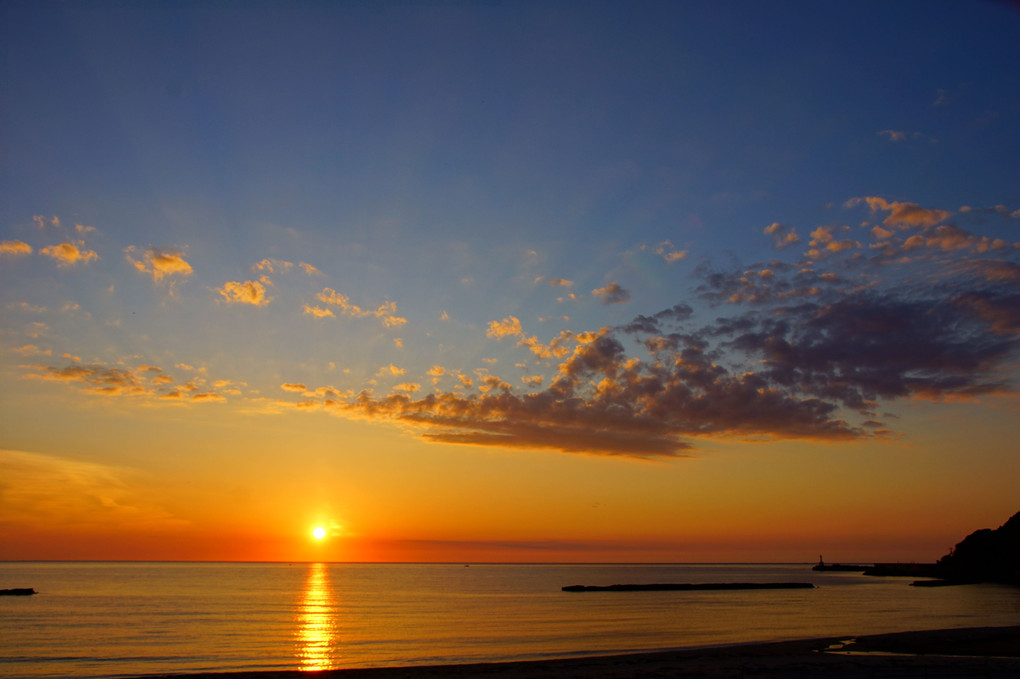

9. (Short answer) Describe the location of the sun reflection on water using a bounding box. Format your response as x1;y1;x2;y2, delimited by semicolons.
296;562;338;671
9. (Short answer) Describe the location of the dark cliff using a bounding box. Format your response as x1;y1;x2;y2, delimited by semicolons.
936;511;1020;585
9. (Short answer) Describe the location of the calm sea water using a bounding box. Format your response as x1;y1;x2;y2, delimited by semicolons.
2;562;1018;678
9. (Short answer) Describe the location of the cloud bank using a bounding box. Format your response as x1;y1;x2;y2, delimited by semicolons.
277;196;1019;458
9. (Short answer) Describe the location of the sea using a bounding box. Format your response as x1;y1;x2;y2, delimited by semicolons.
1;562;1018;678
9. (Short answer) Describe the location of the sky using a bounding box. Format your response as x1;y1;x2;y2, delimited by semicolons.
1;0;1018;563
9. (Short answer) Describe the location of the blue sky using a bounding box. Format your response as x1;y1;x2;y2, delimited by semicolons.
1;1;1018;561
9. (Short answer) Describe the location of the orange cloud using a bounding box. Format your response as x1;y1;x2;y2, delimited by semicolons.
13;344;51;356
303;304;335;318
487;316;523;339
125;246;193;281
379;364;405;377
218;280;271;306
0;240;32;256
23;363;147;396
850;196;951;228
22;358;236;403
315;287;406;327
40;241;98;267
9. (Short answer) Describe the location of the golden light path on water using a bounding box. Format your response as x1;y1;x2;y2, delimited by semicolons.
296;563;339;671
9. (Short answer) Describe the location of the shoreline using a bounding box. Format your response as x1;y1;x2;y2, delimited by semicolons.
141;625;1020;679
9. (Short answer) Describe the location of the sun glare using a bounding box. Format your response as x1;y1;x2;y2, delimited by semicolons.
312;526;326;540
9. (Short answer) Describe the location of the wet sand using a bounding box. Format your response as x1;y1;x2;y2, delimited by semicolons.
143;626;1020;679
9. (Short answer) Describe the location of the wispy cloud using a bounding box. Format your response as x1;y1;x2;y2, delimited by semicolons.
655;241;688;263
534;276;574;287
0;449;184;529
22;359;236;403
315;288;407;327
877;129;934;143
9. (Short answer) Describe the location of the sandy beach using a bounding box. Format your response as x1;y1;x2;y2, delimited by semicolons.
143;625;1020;679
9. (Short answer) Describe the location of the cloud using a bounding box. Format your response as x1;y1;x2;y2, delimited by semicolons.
806;225;859;258
0;240;32;256
695;262;838;305
535;277;574;287
315;275;1014;457
592;282;631;305
40;241;98;267
218;280;271;306
303;304;335;318
13;344;51;356
265;192;1020;460
959;204;1020;219
0;449;184;529
720;291;1017;408
281;383;308;392
23;363;148;396
487;316;523;339
252;258;292;273
655;241;688;263
315;288;407;327
32;215;60;229
299;262;322;276
22;358;233;403
125;246;193;282
848;196;951;228
764;222;800;249
965;260;1020;283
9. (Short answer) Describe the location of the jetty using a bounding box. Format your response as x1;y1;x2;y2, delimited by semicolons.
812;556;868;572
562;582;814;592
862;563;939;578
0;587;36;596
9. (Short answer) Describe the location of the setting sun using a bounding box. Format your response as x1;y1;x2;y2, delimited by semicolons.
312;527;326;540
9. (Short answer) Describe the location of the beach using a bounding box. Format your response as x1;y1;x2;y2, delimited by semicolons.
143;626;1020;679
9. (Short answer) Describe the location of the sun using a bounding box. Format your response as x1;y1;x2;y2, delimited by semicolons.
312;526;326;540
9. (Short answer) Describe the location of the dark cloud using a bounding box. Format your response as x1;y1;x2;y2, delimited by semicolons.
719;290;1017;408
694;262;843;306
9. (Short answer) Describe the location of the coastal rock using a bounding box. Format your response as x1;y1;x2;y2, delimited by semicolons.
0;587;36;596
934;511;1020;585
